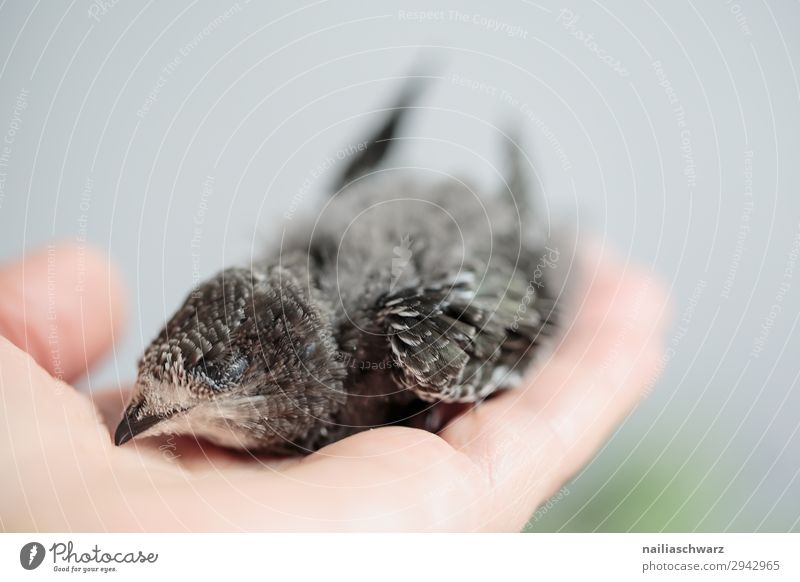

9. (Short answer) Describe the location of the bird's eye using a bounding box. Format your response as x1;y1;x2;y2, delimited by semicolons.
303;342;317;358
200;354;249;390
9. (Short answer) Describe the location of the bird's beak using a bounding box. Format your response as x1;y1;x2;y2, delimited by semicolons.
114;403;179;446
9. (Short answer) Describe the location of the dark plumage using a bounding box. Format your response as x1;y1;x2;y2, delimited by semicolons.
115;76;560;454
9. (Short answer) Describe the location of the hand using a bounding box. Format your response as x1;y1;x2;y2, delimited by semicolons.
0;241;670;531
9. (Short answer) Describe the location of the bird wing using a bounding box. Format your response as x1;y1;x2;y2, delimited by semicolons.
377;267;554;403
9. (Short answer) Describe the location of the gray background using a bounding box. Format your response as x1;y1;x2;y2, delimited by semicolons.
0;0;798;531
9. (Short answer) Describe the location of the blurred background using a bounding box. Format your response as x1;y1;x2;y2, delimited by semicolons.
1;0;798;531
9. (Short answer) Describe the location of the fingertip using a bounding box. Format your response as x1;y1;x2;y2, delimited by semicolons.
80;241;128;341
570;242;674;337
0;241;127;382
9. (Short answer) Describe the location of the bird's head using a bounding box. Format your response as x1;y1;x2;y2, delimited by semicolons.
115;267;345;452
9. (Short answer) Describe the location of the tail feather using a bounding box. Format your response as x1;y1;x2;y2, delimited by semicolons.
332;69;437;192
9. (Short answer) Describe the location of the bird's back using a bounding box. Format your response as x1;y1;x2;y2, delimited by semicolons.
271;172;555;440
308;173;523;318
259;75;559;446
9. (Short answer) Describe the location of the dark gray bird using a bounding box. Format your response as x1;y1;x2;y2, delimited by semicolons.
115;76;560;454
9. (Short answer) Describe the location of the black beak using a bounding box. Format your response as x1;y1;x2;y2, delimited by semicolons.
114;404;178;446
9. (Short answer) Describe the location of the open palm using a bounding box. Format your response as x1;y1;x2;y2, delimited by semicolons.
0;242;669;531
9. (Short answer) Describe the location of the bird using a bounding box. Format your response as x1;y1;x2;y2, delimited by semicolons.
114;74;560;455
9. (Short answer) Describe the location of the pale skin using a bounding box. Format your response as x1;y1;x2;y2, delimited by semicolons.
0;242;670;531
